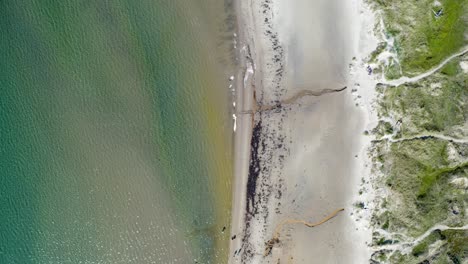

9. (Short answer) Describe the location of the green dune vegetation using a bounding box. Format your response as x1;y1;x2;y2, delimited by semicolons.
372;0;468;79
367;0;468;262
369;61;468;263
377;65;468;138
371;90;468;262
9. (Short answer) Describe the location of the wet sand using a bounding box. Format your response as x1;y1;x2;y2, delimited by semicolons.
230;0;375;263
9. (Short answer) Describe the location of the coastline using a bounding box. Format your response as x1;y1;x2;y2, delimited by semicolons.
229;0;256;262
229;0;379;263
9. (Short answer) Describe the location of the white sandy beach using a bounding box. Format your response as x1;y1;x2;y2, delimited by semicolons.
229;0;379;263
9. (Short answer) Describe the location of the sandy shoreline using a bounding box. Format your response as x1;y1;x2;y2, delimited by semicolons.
229;0;378;263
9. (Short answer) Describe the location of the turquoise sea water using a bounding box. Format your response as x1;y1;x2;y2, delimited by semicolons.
1;1;234;263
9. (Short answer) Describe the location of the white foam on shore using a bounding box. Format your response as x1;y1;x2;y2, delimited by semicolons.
232;113;237;132
243;62;253;90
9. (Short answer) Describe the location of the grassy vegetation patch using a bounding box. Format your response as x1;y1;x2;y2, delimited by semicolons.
417;162;468;198
440;58;461;76
384;59;403;80
379;139;467;236
411;241;428;256
374;0;468;75
379;73;467;137
442;230;468;261
372;120;394;138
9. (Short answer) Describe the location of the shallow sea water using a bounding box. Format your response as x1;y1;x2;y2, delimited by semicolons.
0;1;235;263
